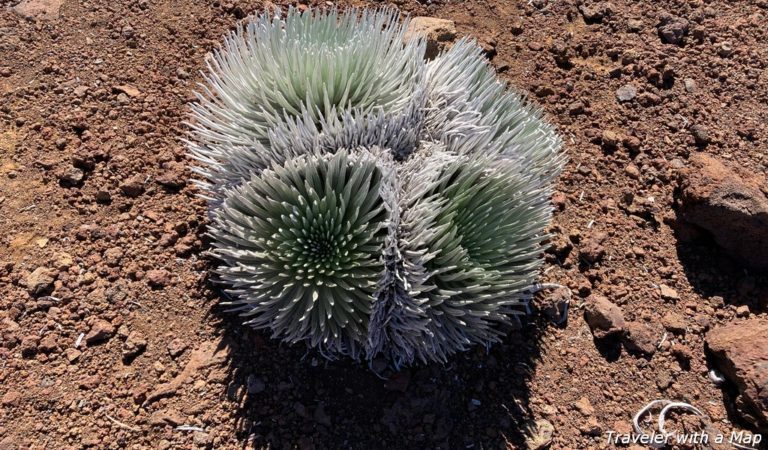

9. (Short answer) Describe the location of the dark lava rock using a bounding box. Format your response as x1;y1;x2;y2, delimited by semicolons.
57;166;84;186
657;13;689;45
690;124;710;145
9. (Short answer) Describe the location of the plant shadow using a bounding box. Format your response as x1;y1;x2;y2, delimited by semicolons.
207;292;547;449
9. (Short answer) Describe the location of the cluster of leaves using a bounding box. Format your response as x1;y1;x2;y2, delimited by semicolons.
189;7;564;366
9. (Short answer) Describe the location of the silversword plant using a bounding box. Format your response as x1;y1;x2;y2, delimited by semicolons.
189;7;564;366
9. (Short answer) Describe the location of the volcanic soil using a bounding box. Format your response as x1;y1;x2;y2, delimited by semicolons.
1;0;767;449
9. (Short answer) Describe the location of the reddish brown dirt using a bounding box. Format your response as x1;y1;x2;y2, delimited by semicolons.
1;0;767;449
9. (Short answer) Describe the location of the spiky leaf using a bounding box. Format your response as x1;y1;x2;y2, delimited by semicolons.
188;8;426;200
211;150;390;357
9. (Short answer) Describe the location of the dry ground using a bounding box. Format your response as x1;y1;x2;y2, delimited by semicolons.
1;0;767;449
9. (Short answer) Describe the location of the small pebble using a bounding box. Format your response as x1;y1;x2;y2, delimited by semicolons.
624;164;640;179
690;124;710;145
717;42;733;57
660;284;680;300
627;18;644;32
616;84;637;102
736;305;750;318
168;338;188;358
683;78;697;93
85;319;115;345
602;130;620;148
